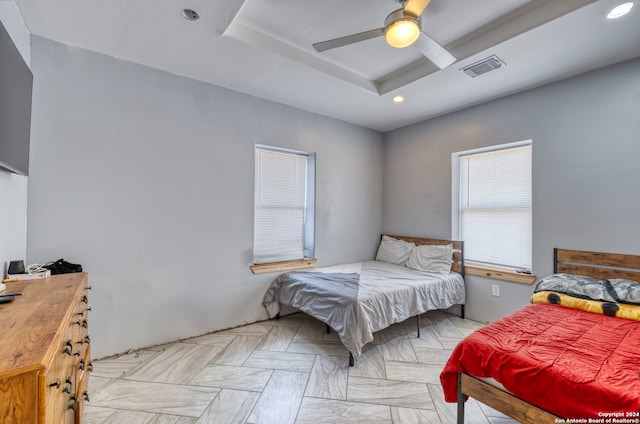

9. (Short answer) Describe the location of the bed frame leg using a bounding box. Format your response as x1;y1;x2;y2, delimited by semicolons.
416;315;421;338
460;304;465;319
348;352;354;367
457;373;465;424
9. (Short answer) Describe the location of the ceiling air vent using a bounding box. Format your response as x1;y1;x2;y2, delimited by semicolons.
461;55;505;78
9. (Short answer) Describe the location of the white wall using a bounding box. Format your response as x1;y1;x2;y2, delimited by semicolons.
383;57;640;323
0;2;29;276
27;36;384;358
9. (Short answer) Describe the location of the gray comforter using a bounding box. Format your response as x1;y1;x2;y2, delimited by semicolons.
263;260;465;357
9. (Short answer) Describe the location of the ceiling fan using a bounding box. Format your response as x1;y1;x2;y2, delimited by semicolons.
312;0;456;70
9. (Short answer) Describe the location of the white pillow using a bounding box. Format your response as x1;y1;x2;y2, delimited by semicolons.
375;236;416;265
406;244;453;274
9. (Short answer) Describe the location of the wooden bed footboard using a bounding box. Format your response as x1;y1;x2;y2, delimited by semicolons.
457;373;561;424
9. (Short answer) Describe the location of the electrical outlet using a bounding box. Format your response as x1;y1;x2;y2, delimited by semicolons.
492;284;500;297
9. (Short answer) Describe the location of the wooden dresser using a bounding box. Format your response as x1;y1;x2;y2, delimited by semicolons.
0;273;91;424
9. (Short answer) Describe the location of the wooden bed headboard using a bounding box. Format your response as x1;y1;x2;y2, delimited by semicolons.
554;248;640;282
384;234;464;274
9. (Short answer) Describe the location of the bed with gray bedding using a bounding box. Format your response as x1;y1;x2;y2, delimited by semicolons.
262;236;465;359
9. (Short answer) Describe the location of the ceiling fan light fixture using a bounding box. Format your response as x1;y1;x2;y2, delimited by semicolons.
384;10;421;48
607;2;633;19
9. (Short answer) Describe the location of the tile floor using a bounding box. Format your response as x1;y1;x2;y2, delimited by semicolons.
83;310;518;423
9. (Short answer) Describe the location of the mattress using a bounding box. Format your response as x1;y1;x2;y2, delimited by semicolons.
263;260;465;357
440;303;640;418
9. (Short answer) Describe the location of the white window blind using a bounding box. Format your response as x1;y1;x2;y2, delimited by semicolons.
455;142;532;270
254;145;314;264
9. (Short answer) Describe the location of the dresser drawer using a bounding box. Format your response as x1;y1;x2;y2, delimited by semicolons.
0;273;90;424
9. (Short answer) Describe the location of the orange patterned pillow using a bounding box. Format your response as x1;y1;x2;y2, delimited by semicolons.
531;290;640;321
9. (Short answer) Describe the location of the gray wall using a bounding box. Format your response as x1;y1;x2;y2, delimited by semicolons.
27;37;384;358
0;169;27;275
383;57;640;323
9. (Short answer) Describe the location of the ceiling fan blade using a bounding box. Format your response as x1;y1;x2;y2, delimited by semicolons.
404;0;432;17
413;33;456;69
313;28;384;52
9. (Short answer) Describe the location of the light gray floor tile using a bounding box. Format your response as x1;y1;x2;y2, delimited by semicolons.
84;310;496;424
257;325;298;352
430;314;465;339
438;336;465;350
391;406;442;424
292;317;326;343
82;405;116;424
428;383;492;424
90;379;220;417
125;343;199;381
99;409;194;424
305;355;348;400
260;313;307;328
385;361;443;384
88;375;115;395
196;389;260;424
287;341;349;357
295;397;392;424
243;349;315;372
414;347;454;365
349;344;386;379
408;329;445;349
347;376;434;410
222;322;272;337
212;335;264;365
380;333;418;362
152;345;222;384
183;332;237;347
189;364;273;391
246;370;309;424
91;349;161;379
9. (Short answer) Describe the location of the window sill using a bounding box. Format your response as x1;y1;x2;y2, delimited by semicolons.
466;265;537;285
251;258;317;275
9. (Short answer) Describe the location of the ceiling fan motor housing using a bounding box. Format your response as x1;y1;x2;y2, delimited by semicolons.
384;9;422;48
384;8;422;29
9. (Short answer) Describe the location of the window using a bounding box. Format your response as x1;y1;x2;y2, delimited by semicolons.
452;141;532;270
254;144;315;264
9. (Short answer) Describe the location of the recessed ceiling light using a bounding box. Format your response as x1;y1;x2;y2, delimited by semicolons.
181;9;200;21
607;2;633;19
393;95;405;103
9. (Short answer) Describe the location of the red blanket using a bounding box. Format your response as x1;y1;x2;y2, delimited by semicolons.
440;303;640;418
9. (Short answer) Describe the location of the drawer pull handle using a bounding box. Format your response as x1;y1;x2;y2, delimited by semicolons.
79;359;85;370
65;339;73;348
65;376;73;385
49;378;61;389
68;395;77;410
62;385;72;394
88;362;94;372
82;391;90;401
82;295;88;304
85;335;91;344
63;346;72;355
86;285;92;290
74;350;82;356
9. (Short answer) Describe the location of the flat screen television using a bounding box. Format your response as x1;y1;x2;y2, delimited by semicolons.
0;18;32;176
